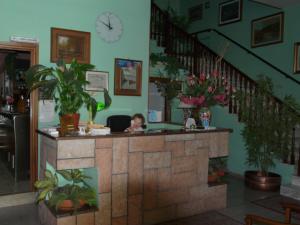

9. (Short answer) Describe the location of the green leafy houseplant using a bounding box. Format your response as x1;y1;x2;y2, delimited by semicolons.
25;59;111;133
237;76;300;176
35;169;97;213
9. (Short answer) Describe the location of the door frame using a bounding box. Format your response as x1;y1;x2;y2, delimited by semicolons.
0;42;39;191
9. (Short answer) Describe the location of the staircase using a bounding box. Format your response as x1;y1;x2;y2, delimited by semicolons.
151;3;300;198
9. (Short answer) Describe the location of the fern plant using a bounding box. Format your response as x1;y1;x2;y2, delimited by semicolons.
35;169;97;212
237;76;300;175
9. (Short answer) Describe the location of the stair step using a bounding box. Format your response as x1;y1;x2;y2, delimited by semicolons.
280;184;300;200
292;176;300;186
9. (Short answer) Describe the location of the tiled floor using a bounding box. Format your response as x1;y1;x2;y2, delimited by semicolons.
0;175;299;225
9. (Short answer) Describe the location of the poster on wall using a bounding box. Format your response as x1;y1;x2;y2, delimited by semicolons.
293;42;300;73
251;12;284;48
219;0;242;25
114;58;142;96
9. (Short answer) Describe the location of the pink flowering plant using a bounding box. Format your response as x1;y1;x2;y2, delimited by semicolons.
180;70;232;108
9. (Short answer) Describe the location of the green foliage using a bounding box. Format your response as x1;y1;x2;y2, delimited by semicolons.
209;157;227;173
25;59;109;119
237;76;300;174
150;53;183;101
35;169;97;212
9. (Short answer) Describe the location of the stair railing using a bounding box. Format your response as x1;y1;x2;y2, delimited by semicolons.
150;2;300;168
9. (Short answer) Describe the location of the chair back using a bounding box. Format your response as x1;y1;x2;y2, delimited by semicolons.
107;115;131;132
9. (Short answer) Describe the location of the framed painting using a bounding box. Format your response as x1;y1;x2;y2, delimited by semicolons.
251;13;284;48
51;27;90;64
114;58;142;96
219;0;242;26
85;71;109;91
294;43;300;73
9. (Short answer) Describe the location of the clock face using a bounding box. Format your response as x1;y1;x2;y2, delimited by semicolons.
96;12;123;43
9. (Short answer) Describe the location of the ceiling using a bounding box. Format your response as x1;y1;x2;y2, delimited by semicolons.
251;0;300;8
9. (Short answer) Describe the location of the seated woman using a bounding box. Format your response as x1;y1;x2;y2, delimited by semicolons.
125;113;145;132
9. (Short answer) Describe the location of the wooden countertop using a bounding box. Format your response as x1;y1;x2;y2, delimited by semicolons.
37;127;233;140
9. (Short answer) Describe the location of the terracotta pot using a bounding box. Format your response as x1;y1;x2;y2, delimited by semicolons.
58;199;86;212
59;113;80;135
245;170;281;191
217;170;225;177
208;173;218;183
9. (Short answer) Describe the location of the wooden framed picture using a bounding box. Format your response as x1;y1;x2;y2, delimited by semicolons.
294;43;300;74
251;13;284;48
85;71;109;91
51;27;90;64
114;58;142;96
219;0;242;26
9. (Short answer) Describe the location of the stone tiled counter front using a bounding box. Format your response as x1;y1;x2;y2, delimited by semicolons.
38;129;231;225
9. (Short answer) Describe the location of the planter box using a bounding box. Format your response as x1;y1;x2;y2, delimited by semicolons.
38;202;97;225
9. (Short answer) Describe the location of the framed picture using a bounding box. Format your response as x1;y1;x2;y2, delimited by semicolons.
189;4;203;22
85;71;109;91
294;43;300;73
114;58;142;96
219;0;242;26
251;13;284;48
51;27;90;64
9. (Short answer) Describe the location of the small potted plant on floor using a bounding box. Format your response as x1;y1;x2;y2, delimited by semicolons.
35;169;97;213
237;76;300;191
26;59;110;134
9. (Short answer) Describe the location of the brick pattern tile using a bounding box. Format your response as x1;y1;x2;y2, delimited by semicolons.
157;168;171;191
128;195;143;225
112;138;128;174
57;158;94;170
112;174;128;218
165;134;195;142
165;141;185;158
144;152;171;169
57;139;95;159
112;217;127;225
96;138;113;149
129;136;165;152
128;152;143;195
77;212;95;225
95;148;112;193
143;169;158;210
57;216;76;225
96;193;111;225
157;189;190;207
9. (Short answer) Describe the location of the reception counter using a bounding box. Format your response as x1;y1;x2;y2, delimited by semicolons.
38;128;231;225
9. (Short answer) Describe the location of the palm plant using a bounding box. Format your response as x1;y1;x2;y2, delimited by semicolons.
237;76;300;175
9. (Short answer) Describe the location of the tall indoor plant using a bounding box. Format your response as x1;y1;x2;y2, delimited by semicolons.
26;59;109;134
238;76;300;191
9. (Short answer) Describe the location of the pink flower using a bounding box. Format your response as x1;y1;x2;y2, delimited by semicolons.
214;94;226;104
212;70;219;78
193;96;205;106
208;86;213;93
187;76;196;86
199;73;206;81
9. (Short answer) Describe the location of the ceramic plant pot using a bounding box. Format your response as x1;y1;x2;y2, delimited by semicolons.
59;113;80;135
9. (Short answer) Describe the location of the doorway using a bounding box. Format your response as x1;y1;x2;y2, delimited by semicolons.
0;42;38;196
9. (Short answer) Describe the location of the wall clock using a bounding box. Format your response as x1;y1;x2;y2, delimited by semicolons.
96;12;123;43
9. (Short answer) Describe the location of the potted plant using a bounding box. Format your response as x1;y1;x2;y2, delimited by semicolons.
237;76;300;191
26;59;110;134
35;169;97;213
208;157;227;183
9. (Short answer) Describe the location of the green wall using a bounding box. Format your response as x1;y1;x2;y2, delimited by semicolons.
0;0;151;126
176;0;300;183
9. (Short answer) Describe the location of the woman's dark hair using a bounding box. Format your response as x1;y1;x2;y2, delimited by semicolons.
132;113;145;124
